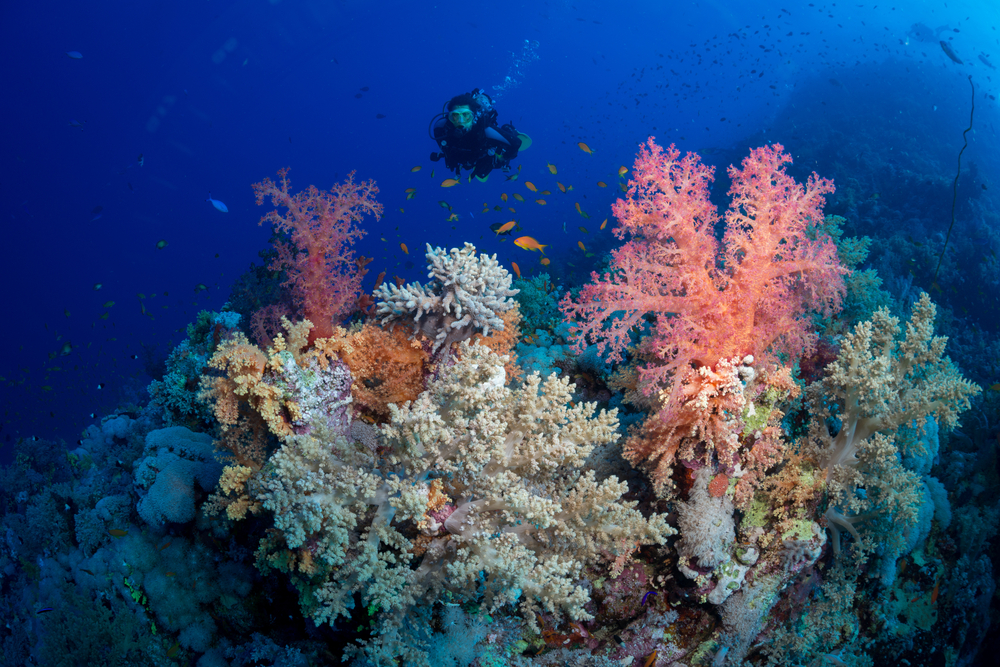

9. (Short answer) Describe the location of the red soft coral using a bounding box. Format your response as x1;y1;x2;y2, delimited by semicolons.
560;139;846;492
253;168;382;344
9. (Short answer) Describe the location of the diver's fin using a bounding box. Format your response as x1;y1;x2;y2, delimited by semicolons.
516;132;532;151
475;174;489;182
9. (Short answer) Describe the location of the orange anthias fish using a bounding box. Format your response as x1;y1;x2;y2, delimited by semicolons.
578;241;586;251
618;166;628;177
501;193;508;202
400;243;409;254
495;220;517;235
525;181;537;192
547;162;557;174
575;202;590;219
511;261;521;279
600;218;608;230
514;236;548;254
540;257;550;265
441;178;460;187
557;182;566;193
578;142;593;155
597;181;607;188
513;193;525;202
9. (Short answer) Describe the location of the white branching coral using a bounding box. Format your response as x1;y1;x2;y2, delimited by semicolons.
805;293;980;554
253;340;672;664
375;243;519;352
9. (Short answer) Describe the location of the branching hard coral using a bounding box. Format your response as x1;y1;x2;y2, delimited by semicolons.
375;243;519;353
253;168;382;344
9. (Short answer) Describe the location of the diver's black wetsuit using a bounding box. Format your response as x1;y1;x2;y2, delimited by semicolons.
432;112;522;180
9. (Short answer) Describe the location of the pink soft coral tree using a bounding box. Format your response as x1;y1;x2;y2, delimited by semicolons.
560;139;846;494
253;168;382;345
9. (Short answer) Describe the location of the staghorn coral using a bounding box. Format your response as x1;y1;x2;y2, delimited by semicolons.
245;341;672;665
375;242;519;353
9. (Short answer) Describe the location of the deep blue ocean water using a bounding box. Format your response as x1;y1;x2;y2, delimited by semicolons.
1;0;997;463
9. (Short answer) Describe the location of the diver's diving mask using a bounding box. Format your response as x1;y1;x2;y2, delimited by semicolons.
448;106;474;130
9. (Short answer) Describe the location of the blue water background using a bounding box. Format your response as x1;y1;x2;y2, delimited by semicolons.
1;0;998;451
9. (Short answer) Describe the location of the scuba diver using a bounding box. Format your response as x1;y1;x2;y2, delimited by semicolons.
429;88;530;181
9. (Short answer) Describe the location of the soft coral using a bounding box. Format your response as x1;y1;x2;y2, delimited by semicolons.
561;139;846;491
253;168;382;344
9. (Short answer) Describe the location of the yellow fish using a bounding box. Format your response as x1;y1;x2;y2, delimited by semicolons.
495;220;517;235
411;166;422;172
514;236;548;254
446;213;459;222
535;199;547;205
441;178;460;187
511;262;521;279
513;193;525;202
600;218;608;230
575;202;590;219
501;193;508;202
400;243;409;255
578;241;587;251
578;142;593;155
406;191;416;200
547;163;557;174
597;181;607;188
525;181;537;192
618;166;628;178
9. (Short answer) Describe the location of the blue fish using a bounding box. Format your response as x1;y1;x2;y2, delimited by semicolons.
206;193;228;213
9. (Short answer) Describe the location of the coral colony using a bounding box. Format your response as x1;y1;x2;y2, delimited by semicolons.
2;141;989;666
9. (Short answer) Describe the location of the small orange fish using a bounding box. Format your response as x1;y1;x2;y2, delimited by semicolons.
600;218;608;229
406;191;416;200
441;178;460;188
579;226;588;233
410;166;422;172
557;182;566;193
547;163;557;174
578;241;586;251
108;528;128;538
575;202;590;219
578;142;593;155
511;262;521;279
165;572;176;577
643;650;657;667
404;188;416;193
618;166;628;177
535;199;547;205
398;207;405;213
157;540;173;551
513;193;525;202
514;236;548;254
495;220;517;235
446;213;459;222
597;181;607;188
525;181;537;192
619;182;627;192
501;193;508;202
400;243;409;255
541;190;551;195
931;578;941;604
540;257;550;265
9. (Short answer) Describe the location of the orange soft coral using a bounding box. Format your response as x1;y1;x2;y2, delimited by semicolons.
471;302;524;382
339;323;429;421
